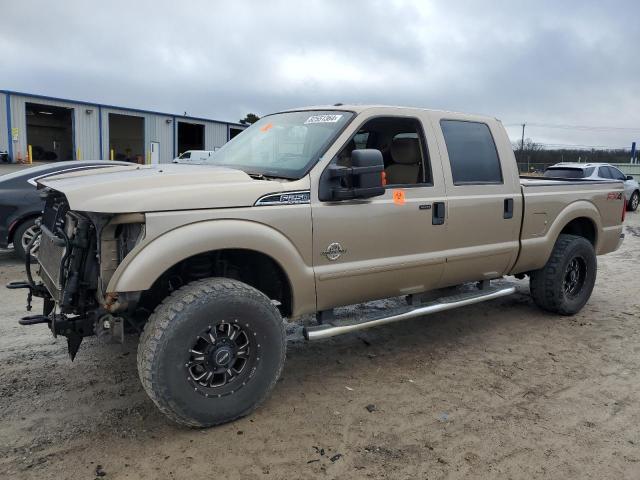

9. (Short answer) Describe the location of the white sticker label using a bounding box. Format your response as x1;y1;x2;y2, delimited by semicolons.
304;114;343;124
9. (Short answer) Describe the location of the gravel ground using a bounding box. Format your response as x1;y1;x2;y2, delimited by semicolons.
0;213;638;479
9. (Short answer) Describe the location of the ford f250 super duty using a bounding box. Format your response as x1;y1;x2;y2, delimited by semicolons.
9;105;626;427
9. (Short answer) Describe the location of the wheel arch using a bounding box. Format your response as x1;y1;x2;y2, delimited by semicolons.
8;211;41;244
559;216;597;246
511;200;602;275
107;219;316;317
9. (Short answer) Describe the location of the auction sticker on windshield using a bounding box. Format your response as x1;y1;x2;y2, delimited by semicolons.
304;114;343;124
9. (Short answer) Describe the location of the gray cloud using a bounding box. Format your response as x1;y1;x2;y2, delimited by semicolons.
2;0;638;148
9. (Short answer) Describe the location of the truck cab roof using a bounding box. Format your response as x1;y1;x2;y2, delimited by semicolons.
277;104;501;123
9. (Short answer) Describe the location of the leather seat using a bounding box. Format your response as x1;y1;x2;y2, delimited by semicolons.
385;137;420;184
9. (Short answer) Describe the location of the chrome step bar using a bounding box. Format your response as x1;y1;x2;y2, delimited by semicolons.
304;284;517;341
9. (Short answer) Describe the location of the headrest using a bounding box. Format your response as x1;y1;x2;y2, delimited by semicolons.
390;137;420;165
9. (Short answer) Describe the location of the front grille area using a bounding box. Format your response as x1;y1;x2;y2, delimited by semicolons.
37;193;70;302
39;228;66;300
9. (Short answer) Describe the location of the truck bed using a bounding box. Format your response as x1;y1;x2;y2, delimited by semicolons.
511;176;625;274
520;176;623;187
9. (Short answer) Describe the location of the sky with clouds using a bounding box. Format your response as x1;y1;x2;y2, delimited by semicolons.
2;0;639;149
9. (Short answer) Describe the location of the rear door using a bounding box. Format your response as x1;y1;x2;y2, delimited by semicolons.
430;115;522;286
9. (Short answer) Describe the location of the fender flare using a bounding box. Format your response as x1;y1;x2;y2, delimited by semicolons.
547;200;601;247
106;219;316;316
511;200;602;274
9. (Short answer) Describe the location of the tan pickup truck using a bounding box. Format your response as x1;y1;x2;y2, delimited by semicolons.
10;105;626;427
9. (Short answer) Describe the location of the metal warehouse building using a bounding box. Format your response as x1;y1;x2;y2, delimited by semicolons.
0;90;245;164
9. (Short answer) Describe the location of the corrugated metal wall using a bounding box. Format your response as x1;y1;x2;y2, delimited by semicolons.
0;92;7;156
100;107;174;163
0;91;243;163
147;114;175;163
205;121;229;150
101;109;235;163
174;118;230;162
9;94;101;161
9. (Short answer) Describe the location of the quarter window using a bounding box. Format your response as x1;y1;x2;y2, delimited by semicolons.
440;120;503;185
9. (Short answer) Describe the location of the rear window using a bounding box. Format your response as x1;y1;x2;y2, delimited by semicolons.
543;167;593;178
440;120;503;185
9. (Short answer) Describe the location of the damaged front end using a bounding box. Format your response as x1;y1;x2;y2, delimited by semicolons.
7;189;145;359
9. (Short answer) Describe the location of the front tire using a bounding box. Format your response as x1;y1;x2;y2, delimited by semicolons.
529;234;596;315
628;191;639;212
137;278;286;427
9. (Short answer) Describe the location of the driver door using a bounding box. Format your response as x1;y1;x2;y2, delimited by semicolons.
310;112;448;311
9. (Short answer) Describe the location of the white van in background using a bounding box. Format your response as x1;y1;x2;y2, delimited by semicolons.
173;150;216;164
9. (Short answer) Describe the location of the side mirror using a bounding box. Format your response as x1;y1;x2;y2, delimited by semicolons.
626;175;634;181
319;149;385;201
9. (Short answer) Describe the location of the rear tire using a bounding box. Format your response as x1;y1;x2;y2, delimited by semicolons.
529;234;596;315
137;277;286;427
628;191;639;212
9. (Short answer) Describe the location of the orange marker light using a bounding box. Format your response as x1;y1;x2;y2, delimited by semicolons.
392;189;405;205
381;171;387;186
260;123;273;132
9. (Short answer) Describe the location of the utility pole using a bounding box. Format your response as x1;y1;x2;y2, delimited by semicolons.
520;123;526;173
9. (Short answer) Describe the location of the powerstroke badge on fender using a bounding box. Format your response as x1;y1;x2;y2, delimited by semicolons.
607;192;623;200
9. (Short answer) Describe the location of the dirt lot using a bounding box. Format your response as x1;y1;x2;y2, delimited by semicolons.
0;213;639;479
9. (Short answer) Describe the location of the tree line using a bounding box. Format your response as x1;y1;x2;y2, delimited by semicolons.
513;139;633;172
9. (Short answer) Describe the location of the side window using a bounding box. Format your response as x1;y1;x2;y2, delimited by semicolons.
610;167;626;181
353;132;369;149
584;167;595;177
598;166;611;179
440;120;503;185
335;117;431;186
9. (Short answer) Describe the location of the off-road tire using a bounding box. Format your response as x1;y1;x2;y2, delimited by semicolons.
13;218;40;261
137;277;286;427
529;234;596;315
628;191;639;212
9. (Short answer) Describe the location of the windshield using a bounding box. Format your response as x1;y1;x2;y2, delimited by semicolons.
202;110;353;178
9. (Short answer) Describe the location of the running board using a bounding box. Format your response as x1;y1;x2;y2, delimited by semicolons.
303;284;517;341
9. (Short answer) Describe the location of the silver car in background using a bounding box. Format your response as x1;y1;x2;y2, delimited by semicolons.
544;163;640;211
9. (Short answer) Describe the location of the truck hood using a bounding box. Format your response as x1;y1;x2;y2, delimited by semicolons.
38;164;290;213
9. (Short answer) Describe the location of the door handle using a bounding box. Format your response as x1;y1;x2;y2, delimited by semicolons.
432;201;445;225
504;198;514;219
